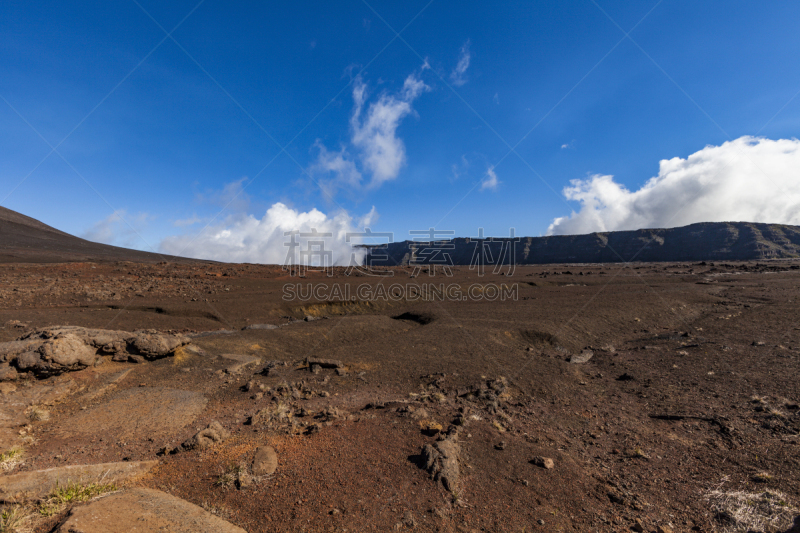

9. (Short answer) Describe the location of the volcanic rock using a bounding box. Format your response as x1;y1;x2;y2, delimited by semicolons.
56;487;247;532
0;460;157;503
421;435;461;492
183;421;230;451
0;326;190;377
252;445;278;476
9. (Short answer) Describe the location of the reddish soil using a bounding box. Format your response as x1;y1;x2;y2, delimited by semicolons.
1;260;799;532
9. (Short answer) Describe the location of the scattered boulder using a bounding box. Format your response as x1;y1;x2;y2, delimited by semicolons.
252;445;278;476
0;339;40;363
0;364;18;382
402;510;417;528
421;434;461;492
56;487;247;532
306;357;343;369
236;470;255;489
569;350;594;364
127;330;190;358
220;353;260;374
183;421;230;451
39;333;97;368
14;351;45;373
531;456;554;469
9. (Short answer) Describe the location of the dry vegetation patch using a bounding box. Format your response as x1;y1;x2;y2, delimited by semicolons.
707;488;799;533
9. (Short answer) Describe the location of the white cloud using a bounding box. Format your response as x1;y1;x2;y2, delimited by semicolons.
83;209;153;249
450;40;471;87
309;142;363;200
310;69;429;195
350;73;429;187
547;136;800;235
159;202;377;266
480;166;500;191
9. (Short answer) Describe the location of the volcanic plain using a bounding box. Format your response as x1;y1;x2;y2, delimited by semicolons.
1;256;799;533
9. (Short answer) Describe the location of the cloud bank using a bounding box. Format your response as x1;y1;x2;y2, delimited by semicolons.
311;69;429;198
160;202;377;266
548;136;800;235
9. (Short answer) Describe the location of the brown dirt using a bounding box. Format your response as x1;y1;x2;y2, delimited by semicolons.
0;260;799;532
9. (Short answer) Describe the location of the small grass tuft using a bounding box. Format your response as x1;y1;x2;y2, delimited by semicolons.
0;505;31;533
38;480;118;517
751;472;773;483
215;464;243;491
768;408;787;419
0;448;23;473
25;406;49;422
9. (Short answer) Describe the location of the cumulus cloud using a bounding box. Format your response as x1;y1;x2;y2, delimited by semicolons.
83;209;153;249
350;73;429;187
450;40;471;86
159;202;378;266
480;166;500;191
547;136;800;235
310;69;429;195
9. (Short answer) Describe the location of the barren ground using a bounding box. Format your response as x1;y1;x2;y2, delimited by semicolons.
1;260;799;532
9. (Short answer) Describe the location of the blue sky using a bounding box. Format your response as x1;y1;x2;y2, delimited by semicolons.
2;1;800;261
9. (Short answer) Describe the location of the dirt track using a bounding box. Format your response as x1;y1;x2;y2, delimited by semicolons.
1;260;799;532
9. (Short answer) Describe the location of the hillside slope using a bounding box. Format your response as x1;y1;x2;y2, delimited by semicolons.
0;206;195;263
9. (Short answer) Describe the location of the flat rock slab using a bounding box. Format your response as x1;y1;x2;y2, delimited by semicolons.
252;445;278;475
242;323;278;330
0;460;157;502
0;380;75;450
56;487;247;532
569;350;594;364
59;387;207;440
220;353;260;373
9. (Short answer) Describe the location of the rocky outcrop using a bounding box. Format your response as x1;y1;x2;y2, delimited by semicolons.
56;487;248;532
0;460;158;503
182;421;230;451
0;326;190;377
252;445;278;476
421;433;461;493
366;222;800;265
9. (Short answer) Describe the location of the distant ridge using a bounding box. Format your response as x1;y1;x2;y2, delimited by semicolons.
366;222;800;266
2;207;799;265
0;206;197;264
